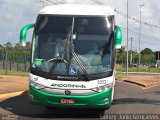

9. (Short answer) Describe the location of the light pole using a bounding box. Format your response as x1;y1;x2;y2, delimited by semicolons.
139;4;144;67
40;0;44;7
130;37;133;65
126;0;129;75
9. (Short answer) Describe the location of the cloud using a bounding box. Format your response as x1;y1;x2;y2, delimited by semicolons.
0;0;41;45
0;0;159;51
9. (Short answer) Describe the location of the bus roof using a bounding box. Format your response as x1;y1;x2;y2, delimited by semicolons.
39;4;114;16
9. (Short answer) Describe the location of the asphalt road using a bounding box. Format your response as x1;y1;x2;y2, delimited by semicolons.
0;81;160;120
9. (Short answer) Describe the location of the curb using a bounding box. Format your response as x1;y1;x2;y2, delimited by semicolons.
123;80;146;87
123;80;160;88
0;90;28;100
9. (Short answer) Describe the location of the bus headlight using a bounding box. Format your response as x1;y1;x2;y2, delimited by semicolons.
30;81;46;89
91;83;113;92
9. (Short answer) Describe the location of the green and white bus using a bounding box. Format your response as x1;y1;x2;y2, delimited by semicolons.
20;4;122;110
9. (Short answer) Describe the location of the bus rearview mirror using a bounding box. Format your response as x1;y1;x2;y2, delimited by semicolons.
20;23;35;46
115;26;122;49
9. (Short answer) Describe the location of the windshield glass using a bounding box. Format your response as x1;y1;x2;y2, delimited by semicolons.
32;15;114;76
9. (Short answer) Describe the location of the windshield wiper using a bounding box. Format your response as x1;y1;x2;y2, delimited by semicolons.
68;17;90;81
71;51;90;81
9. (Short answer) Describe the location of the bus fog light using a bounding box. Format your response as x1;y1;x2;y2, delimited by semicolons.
104;98;109;103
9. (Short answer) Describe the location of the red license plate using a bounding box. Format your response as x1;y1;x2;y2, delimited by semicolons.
60;99;75;104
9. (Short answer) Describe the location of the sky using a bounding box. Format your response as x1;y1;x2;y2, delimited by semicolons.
0;0;160;51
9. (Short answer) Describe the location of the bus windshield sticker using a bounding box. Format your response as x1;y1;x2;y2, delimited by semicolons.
70;67;77;75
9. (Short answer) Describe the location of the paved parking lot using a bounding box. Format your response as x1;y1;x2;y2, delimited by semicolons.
0;81;160;120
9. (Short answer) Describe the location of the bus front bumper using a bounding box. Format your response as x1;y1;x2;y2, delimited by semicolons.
29;86;112;109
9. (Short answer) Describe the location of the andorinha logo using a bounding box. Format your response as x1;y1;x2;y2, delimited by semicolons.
51;83;86;88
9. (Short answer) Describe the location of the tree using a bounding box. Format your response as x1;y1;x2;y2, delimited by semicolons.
141;48;152;55
3;42;13;51
142;54;155;65
25;42;31;51
4;42;12;48
141;48;155;65
116;46;126;64
128;50;138;65
15;43;23;50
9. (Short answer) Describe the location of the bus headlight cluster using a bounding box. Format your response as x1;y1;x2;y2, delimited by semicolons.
30;81;46;89
91;83;113;92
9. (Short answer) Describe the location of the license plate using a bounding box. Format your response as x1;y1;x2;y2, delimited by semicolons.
60;99;75;104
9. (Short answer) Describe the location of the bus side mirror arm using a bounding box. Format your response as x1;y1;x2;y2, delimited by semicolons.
20;23;35;46
115;26;122;49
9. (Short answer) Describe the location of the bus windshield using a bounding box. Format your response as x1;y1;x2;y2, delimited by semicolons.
32;15;114;76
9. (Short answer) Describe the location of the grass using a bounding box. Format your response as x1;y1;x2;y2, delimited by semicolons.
0;69;28;76
115;72;126;79
116;65;160;73
0;65;159;78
